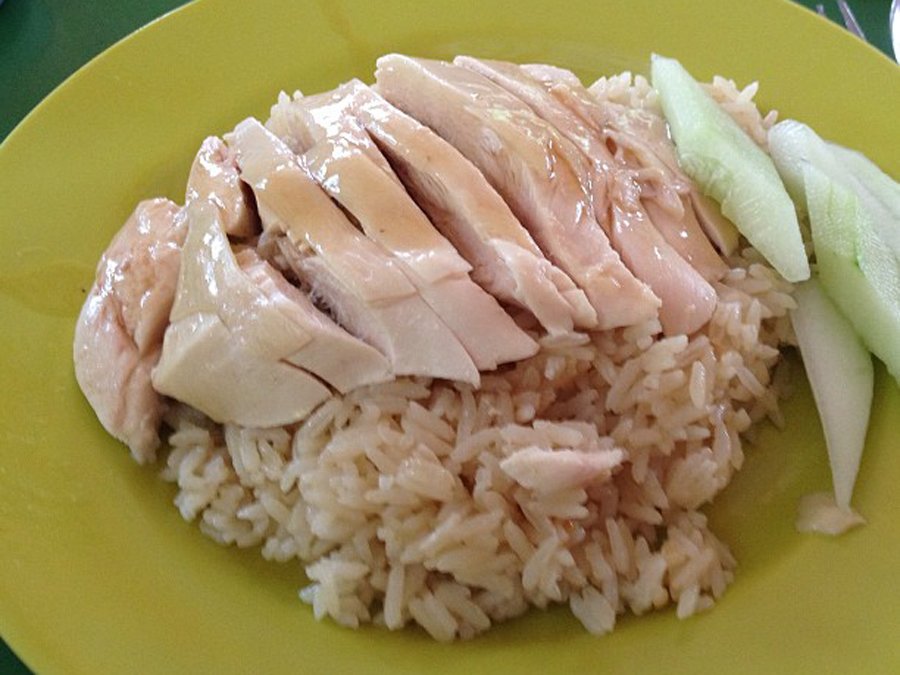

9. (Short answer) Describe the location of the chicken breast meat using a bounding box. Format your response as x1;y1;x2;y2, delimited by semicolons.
528;64;739;265
454;57;720;336
278;99;539;369
229;117;482;386
152;199;395;427
151;199;333;426
185;135;258;238
374;54;661;332
543;66;731;277
270;81;599;336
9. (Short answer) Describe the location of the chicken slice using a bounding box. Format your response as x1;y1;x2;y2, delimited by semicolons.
295;81;597;335
228;117;480;385
609;176;718;335
642;197;730;280
267;89;400;184
285;109;538;369
185;136;258;238
238;250;393;392
500;445;625;494
152;200;333;426
374;54;659;331
526;63;691;216
455;58;719;336
526;65;728;281
73;198;184;462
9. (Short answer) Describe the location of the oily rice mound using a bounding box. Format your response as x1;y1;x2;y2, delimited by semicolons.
589;70;778;146
159;247;795;640
153;73;796;640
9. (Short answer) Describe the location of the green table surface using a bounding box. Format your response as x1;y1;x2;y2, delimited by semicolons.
0;0;894;672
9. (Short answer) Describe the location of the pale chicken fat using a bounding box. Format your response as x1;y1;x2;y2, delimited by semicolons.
374;54;660;331
229;118;481;385
292;113;538;369
152;200;334;427
185;136;257;238
73;198;184;462
268;80;597;335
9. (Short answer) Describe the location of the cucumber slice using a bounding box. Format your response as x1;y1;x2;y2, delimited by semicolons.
827;142;900;219
804;163;900;382
650;55;809;282
768;120;828;217
770;120;900;259
791;278;872;510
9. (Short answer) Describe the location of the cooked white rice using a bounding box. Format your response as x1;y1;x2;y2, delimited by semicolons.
154;74;796;641
589;70;777;147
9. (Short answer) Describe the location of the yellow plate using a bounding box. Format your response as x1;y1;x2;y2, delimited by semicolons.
1;0;898;672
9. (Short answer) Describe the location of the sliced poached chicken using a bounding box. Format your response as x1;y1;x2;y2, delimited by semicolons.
153;200;331;426
228;118;481;385
185;136;258;238
238;249;393;393
456;57;718;336
321;81;597;335
374;54;660;331
283;101;538;369
522;64;731;275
